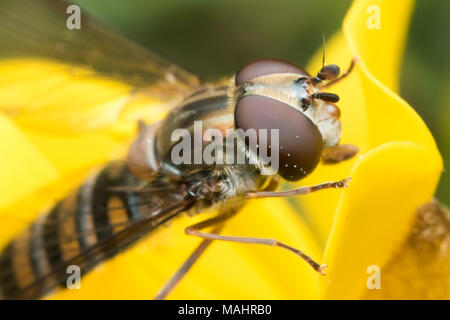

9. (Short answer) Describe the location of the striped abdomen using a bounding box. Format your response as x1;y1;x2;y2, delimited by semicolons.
0;162;192;299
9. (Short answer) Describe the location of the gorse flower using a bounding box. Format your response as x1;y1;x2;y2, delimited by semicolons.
0;0;445;299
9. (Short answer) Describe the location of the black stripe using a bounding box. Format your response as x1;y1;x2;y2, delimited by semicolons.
29;223;44;291
75;182;102;272
184;86;228;100
124;192;140;221
42;204;67;287
118;165;140;221
176;95;228;130
91;168;116;258
0;243;20;299
75;186;89;251
24;223;45;300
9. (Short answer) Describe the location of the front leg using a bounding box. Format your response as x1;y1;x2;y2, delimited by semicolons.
245;177;350;199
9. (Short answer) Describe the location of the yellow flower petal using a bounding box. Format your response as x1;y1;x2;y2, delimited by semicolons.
0;59;168;134
298;0;443;299
294;32;368;244
0;168;97;252
0;114;58;212
321;141;442;299
344;0;415;92
0;0;444;300
300;0;433;245
51;198;321;299
22;128;127;177
0;46;324;300
364;201;450;299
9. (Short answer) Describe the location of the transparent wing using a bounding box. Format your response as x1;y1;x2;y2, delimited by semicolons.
0;0;201;134
0;170;198;299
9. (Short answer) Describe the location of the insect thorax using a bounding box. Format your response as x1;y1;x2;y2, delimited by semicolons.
150;84;272;196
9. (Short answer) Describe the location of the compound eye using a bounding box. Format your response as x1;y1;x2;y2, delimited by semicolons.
235;58;310;85
324;103;341;119
235;95;323;181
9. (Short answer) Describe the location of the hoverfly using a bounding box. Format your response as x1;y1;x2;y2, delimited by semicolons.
0;0;358;299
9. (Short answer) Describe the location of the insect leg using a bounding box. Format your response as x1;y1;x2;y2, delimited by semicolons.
245;177;350;199
154;224;223;300
321;57;358;88
154;207;239;299
184;215;326;275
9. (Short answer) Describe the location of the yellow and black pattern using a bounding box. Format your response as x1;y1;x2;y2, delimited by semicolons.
0;162;194;299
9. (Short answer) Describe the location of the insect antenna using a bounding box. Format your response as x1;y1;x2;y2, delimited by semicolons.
322;32;326;68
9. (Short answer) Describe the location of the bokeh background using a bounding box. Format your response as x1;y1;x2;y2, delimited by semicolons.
73;0;449;206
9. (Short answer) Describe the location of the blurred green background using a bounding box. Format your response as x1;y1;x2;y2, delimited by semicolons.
74;0;449;206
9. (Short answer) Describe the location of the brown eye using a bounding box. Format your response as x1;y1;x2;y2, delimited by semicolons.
235;95;323;181
235;58;310;85
325;103;341;119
